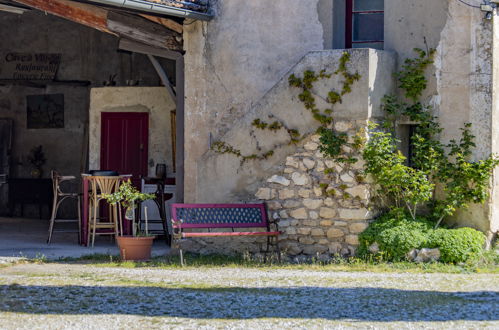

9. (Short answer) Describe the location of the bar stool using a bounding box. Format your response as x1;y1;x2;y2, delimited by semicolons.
87;176;122;247
47;170;81;244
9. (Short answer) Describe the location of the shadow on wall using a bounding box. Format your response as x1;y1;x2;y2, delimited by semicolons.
0;284;497;321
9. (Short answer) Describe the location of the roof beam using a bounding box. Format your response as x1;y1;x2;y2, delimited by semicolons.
107;11;183;52
139;14;183;34
13;0;113;34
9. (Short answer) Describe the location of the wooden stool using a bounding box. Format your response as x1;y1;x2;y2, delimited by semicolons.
47;170;81;244
87;176;122;247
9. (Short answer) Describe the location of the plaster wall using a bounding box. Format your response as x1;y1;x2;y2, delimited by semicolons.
89;87;175;177
0;10;166;216
196;49;396;203
183;0;326;202
385;0;496;236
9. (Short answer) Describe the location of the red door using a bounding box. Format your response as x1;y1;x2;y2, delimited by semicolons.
101;112;148;186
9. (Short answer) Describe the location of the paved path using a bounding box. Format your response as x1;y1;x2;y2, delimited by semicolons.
0;262;497;329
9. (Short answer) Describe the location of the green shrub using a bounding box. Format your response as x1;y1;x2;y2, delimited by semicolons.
428;227;485;263
358;210;433;261
358;211;486;263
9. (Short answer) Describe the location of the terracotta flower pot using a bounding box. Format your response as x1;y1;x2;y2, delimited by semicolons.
117;236;155;261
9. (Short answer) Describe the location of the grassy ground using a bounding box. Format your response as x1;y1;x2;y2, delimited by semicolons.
48;250;499;274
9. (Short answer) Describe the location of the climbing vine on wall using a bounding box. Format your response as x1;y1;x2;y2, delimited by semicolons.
364;48;499;227
288;52;362;163
210;51;363;179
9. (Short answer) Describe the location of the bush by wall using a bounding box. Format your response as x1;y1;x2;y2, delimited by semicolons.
358;210;486;263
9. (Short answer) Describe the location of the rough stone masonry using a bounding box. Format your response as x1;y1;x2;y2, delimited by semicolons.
255;120;373;260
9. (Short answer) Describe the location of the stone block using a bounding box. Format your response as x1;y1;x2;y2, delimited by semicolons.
279;210;289;219
334;221;348;227
303;198;323;209
255;187;272;200
345;185;369;200
267;175;291;186
340;172;355;183
303;158;315;169
291;172;310;185
327;228;345;238
313;187;323;197
298;236;315;245
338;208;371;220
311;228;325;236
319;220;333;226
315;160;326;172
286;156;300;168
279;219;291;227
309;211;319;219
290;208;308;219
319;207;336;218
349;222;368;234
304;141;319;151
283;200;301;208
345;235;359;245
279;189;295;199
302;220;318;226
298;189;312;198
311;134;320;143
318;239;329;245
286;227;297;235
324;198;335;207
267;201;282;210
302;245;328;255
329;242;343;254
284;167;294;174
325;160;335;168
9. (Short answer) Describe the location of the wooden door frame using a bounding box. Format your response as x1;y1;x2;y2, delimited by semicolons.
118;39;184;202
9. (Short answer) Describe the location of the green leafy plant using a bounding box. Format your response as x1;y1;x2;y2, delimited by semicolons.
102;180;155;236
366;48;499;226
358;210;486;263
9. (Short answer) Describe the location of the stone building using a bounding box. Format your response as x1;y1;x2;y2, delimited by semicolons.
0;0;498;258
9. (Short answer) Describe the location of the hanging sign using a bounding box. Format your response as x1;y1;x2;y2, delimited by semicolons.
0;52;61;80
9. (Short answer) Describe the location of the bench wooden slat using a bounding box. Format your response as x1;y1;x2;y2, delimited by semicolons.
182;231;280;237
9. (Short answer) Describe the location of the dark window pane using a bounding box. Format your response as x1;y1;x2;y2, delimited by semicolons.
354;0;384;11
353;12;384;41
352;42;384;50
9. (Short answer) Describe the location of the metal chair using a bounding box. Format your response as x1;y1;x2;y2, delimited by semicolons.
47;170;81;244
87;176;122;247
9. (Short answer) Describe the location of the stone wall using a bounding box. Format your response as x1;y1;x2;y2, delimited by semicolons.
255;125;372;260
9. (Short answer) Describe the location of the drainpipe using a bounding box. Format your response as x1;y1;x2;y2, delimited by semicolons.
88;0;213;21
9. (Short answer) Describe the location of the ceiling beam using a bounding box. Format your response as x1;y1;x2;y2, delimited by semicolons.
13;0;113;34
107;11;182;52
139;14;183;34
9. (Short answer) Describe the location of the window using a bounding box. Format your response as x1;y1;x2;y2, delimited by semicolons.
346;0;384;50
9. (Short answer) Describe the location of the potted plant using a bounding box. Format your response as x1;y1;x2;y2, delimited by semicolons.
102;180;156;261
27;145;46;178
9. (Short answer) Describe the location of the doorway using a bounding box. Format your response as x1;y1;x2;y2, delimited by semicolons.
100;112;149;186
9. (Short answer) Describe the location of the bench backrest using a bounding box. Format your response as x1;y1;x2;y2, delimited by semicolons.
170;203;268;229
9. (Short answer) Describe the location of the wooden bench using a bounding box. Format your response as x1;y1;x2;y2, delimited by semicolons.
170;203;280;265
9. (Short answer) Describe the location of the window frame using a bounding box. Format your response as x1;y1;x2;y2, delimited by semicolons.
345;0;384;49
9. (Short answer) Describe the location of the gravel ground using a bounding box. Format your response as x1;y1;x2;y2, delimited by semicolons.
0;262;497;329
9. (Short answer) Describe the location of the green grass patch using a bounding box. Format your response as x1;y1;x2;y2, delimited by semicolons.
47;252;499;274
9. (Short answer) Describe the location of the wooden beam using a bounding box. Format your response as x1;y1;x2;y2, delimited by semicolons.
13;0;113;34
140;14;183;34
147;54;176;101
119;38;182;60
107;11;183;52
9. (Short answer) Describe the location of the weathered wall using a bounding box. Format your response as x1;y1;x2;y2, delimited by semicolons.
0;10;164;178
183;0;327;202
0;10;166;216
89;87;175;176
385;0;496;237
196;49;395;204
